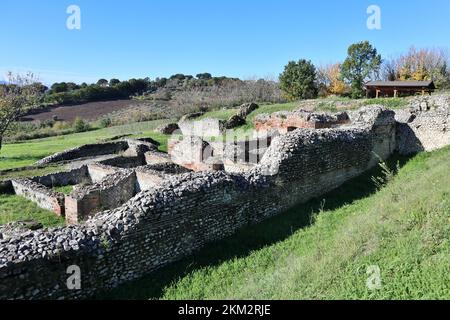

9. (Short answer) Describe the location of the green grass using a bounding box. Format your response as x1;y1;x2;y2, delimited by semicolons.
53;185;74;195
0;165;68;181
101;147;450;300
0;119;171;171
363;97;409;110
0;194;65;227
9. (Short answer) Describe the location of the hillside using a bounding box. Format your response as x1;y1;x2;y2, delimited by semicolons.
104;147;450;300
20;99;145;122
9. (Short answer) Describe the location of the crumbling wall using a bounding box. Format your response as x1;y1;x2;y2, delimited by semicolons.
99;156;144;169
0;106;397;300
144;151;172;165
396;109;450;155
65;170;137;225
178;118;226;137
169;135;217;171
32;167;90;188
11;180;65;216
87;163;119;183
253;110;350;134
36;141;129;166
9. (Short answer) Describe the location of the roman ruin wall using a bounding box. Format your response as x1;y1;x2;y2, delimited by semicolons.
396;108;450;155
0;105;402;300
11;180;65;216
0;97;449;300
253;110;351;134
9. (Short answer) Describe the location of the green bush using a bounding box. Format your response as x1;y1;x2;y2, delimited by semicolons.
73;117;90;132
99;117;112;128
279;59;318;101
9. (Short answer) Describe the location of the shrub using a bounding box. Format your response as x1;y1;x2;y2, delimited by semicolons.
73;117;90;132
52;121;71;131
99;117;112;128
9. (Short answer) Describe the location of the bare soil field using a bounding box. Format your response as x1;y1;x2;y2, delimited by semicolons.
20;99;145;122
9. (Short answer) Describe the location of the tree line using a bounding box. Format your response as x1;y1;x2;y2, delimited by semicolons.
32;73;242;106
279;41;450;100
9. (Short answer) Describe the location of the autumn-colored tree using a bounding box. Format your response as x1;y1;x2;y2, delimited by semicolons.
317;63;348;96
385;47;450;88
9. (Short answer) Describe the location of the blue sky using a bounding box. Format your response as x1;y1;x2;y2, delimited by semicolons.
1;0;450;85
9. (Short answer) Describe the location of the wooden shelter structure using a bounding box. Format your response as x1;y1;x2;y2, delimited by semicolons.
365;81;435;98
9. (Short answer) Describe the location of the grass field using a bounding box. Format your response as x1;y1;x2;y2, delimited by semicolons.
0;194;65;227
102;147;450;300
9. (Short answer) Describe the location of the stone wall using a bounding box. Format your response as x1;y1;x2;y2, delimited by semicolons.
32;167;90;188
36;141;129;166
0;106;398;300
395;108;450;155
11;180;65;216
65;170;137;225
254;110;350;134
87;163;119;183
178;118;226;137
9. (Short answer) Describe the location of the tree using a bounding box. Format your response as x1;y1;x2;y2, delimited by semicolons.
279;59;318;100
341;41;382;98
317;63;348;96
29;82;48;94
51;82;69;93
0;72;40;152
97;79;108;87
385;47;450;89
109;78;120;86
196;73;212;80
381;58;399;81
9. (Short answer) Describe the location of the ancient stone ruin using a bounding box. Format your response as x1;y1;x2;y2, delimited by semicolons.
3;138;190;225
253;109;351;133
0;96;449;300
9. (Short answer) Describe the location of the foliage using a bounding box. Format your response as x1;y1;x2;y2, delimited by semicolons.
317;63;349;97
73;117;90;133
0;72;41;152
279;59;318;100
341;41;382;98
99;117;112;128
382;47;450;89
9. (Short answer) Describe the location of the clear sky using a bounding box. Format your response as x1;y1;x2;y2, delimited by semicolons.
1;0;450;85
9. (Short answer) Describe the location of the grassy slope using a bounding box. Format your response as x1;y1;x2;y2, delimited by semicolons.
0;194;65;227
103;147;450;300
0;119;170;170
